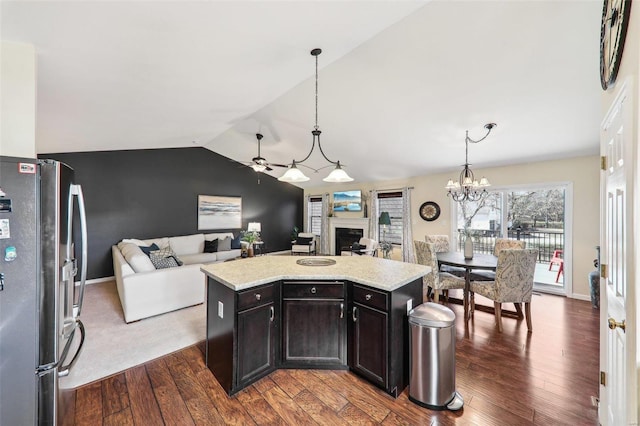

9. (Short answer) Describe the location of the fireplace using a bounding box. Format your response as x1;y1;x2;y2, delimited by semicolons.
335;227;363;256
328;218;369;255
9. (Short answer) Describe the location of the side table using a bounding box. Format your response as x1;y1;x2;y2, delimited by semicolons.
253;241;265;256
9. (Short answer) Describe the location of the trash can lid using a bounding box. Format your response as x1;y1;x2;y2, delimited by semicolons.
408;302;455;327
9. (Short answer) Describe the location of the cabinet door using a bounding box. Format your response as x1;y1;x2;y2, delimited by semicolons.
237;302;275;385
282;299;346;365
351;303;388;388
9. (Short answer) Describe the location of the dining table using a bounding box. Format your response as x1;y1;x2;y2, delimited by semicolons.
436;251;498;321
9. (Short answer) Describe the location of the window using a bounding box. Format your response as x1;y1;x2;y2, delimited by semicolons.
377;191;403;245
452;183;571;295
308;197;322;236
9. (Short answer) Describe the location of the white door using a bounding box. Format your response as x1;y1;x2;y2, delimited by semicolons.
600;81;637;425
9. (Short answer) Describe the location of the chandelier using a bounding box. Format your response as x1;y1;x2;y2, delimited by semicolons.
445;123;496;202
278;49;353;183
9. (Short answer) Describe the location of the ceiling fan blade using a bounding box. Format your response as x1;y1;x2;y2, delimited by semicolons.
265;166;273;172
268;162;290;168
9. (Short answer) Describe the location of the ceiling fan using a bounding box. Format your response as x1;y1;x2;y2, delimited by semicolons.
245;133;288;172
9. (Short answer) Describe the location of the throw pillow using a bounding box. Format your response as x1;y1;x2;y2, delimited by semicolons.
150;247;184;266
204;239;218;253
149;253;179;269
218;236;231;251
231;233;242;249
296;236;312;245
140;243;160;257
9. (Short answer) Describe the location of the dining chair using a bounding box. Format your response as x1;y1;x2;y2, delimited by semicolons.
469;248;538;332
425;235;450;252
425;234;465;276
470;238;526;281
414;240;466;303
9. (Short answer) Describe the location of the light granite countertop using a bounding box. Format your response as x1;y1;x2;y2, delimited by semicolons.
201;256;430;291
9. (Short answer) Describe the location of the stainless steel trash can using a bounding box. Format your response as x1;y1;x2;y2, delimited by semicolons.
408;303;463;411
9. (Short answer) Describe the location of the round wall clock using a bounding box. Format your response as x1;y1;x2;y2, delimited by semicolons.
419;201;441;222
600;0;632;90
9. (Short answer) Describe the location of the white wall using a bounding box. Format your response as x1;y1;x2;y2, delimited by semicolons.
306;155;599;298
1;41;36;158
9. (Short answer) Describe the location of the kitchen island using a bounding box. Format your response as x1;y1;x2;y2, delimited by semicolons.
201;256;429;397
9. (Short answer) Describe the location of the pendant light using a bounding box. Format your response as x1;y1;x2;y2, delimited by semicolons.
278;48;353;183
445;123;496;202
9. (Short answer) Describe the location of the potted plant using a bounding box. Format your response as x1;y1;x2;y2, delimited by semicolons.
242;230;260;257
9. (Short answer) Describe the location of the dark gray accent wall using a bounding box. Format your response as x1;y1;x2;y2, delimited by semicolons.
40;148;303;279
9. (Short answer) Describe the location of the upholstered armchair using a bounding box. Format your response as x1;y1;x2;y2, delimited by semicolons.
349;237;378;256
291;232;317;255
414;240;465;303
470;248;538;332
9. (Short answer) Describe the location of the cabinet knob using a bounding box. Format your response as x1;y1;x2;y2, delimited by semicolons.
311;287;317;294
255;293;261;301
352;306;358;322
365;294;372;301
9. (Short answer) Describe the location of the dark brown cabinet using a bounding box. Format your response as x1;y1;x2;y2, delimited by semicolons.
206;280;277;395
350;299;388;388
282;281;346;367
348;281;421;397
206;276;422;397
237;283;276;386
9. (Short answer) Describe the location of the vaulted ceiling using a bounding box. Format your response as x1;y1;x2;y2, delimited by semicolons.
1;1;602;188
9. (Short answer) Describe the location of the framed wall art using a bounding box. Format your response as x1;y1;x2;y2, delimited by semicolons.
198;195;242;230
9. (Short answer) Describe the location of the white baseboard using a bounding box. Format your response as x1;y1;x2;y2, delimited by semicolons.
570;293;591;302
75;276;114;286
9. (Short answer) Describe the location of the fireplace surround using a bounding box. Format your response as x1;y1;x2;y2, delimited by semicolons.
328;218;369;255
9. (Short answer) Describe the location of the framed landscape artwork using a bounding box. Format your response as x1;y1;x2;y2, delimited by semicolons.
198;195;242;230
333;190;362;212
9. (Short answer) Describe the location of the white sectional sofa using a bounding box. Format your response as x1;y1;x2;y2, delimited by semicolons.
112;232;241;322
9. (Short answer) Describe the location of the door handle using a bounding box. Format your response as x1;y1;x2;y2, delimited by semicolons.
270;306;274;322
70;184;87;319
352;306;357;322
608;317;626;332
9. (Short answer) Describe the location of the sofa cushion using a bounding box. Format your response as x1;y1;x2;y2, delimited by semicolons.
231;234;242;249
122;238;147;246
143;237;170;249
140;243;159;256
218;236;232;251
117;242;156;273
180;252;219;265
151;247;183;266
204;239;218;253
149;253;179;269
169;234;204;256
215;249;241;262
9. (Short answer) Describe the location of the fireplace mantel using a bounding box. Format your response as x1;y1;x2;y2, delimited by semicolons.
329;217;370;255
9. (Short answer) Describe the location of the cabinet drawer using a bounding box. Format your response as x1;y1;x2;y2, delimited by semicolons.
237;283;275;311
353;285;388;311
283;282;344;299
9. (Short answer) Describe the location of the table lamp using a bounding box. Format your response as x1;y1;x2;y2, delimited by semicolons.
247;222;261;233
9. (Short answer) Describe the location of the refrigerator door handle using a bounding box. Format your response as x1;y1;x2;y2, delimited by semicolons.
35;320;78;377
58;319;85;378
69;184;88;319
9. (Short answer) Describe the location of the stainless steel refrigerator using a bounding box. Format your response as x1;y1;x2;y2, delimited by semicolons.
0;157;87;425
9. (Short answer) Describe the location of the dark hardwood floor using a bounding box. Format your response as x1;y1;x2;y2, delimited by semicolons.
70;293;600;425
